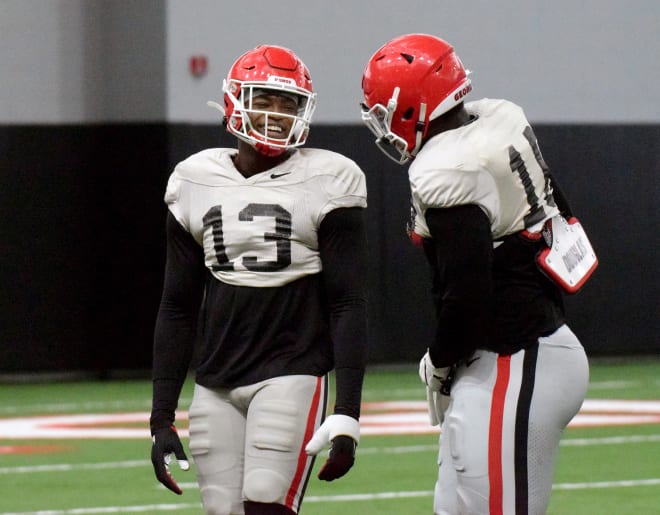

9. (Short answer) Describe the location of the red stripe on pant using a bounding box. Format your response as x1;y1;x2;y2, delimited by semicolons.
285;376;323;510
488;355;511;515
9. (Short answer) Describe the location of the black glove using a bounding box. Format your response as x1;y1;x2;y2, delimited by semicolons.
304;414;359;481
317;434;356;481
151;425;190;495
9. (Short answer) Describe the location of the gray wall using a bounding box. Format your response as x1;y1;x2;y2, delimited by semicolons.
0;0;165;123
166;0;660;124
1;1;658;123
1;0;658;373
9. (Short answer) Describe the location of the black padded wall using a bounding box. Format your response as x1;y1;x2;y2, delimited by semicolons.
1;123;658;373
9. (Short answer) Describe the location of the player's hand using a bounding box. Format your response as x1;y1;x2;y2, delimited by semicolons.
305;414;359;481
419;350;451;392
151;425;190;495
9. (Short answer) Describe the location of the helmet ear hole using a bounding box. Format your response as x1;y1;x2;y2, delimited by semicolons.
402;107;415;121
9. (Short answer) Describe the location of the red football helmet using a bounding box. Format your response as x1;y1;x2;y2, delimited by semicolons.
221;45;317;156
361;34;472;163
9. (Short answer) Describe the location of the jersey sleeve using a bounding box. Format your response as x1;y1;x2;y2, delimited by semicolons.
150;212;206;432
164;149;225;234
423;205;494;367
164;169;191;232
318;207;368;420
410;166;499;238
315;157;368;224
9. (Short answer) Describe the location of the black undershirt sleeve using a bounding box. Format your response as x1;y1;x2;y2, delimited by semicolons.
150;212;206;433
318;207;369;420
423;205;494;368
549;173;573;218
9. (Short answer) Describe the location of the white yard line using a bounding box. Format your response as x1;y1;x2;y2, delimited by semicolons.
0;378;647;415
552;478;660;490
0;399;193;416
1;434;658;475
0;504;202;514
559;434;660;446
2;479;660;514
2;399;660;440
0;460;150;475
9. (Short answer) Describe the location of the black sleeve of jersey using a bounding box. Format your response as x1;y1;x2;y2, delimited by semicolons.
150;211;206;433
423;205;494;368
319;207;368;420
549;173;573;218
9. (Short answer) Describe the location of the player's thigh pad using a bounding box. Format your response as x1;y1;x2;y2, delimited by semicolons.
189;383;246;515
243;375;325;510
435;426;459;515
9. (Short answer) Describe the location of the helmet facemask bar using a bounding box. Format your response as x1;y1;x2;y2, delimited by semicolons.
361;87;424;165
223;78;317;154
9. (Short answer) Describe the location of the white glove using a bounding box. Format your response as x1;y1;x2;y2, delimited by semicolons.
419;350;451;392
426;386;451;426
305;414;360;481
419;350;452;426
305;414;360;455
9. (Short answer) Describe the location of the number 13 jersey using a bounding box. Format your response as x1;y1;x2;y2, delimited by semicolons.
166;147;367;288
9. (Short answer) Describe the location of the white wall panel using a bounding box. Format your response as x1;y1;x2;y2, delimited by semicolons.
1;0;657;123
165;0;660;123
0;0;165;123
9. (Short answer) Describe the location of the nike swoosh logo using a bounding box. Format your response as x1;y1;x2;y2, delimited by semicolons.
270;172;291;179
465;356;481;367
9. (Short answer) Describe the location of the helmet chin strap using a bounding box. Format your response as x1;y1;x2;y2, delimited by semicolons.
253;140;287;157
411;102;427;158
206;100;226;117
385;87;426;160
387;87;400;120
247;111;290;157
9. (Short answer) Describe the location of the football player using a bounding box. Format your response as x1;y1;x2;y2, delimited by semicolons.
150;44;368;515
361;34;593;514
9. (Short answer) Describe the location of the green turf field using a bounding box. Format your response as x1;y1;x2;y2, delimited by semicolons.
0;358;658;514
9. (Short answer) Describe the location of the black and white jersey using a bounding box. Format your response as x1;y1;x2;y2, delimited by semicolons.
410;98;559;240
409;99;566;362
167;148;366;287
154;147;367;400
